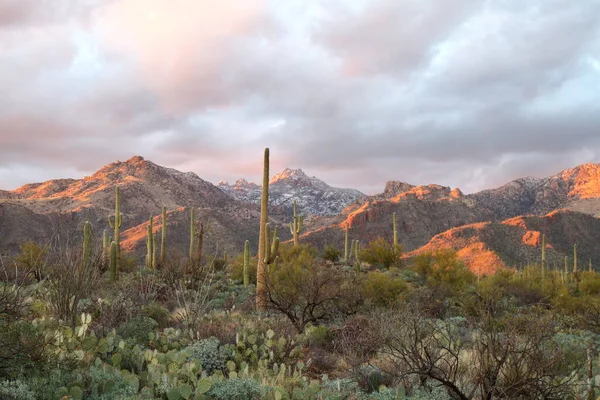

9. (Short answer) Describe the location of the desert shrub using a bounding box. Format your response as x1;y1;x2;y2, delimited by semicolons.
362;271;407;307
360;237;401;269
265;259;363;332
207;378;261;400
15;241;49;282
579;272;600;295
412;248;475;293
44;247;101;328
86;365;139;400
304;324;333;349
0;380;36;400
332;315;381;366
322;245;341;262
141;301;170;328
185;337;230;374
90;293;137;335
116;316;158;344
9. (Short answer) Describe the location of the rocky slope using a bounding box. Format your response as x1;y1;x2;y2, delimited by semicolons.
299;164;600;268
407;209;600;275
218;168;364;216
0;156;267;256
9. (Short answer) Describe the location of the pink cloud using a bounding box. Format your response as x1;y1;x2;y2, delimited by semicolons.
95;0;268;114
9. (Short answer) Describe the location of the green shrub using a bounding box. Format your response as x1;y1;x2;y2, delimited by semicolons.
116;316;158;345
207;378;261;400
304;324;332;348
142;302;170;328
362;271;407;307
322;245;341;262
360;237;401;269
412;248;475;292
185;337;230;374
0;380;36;400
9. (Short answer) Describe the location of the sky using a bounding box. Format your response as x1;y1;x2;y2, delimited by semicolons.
1;0;599;195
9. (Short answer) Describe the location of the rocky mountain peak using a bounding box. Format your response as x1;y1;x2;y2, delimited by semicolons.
383;181;415;197
269;168;307;184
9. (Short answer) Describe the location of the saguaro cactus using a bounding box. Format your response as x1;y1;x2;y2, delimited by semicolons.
573;244;578;274
257;148;270;310
343;225;349;263
102;229;110;264
108;187;123;280
160;206;167;266
82;221;93;270
354;240;361;272
243;240;250;287
541;233;546;278
109;241;118;282
289;200;303;247
393;212;398;249
146;216;154;269
263;223;280;266
189;207;195;263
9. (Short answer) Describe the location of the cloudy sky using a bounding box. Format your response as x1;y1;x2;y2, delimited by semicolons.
1;0;599;194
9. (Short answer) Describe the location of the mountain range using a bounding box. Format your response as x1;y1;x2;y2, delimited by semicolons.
1;156;600;274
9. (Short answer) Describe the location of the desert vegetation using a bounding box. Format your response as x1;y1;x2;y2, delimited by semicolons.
2;150;600;400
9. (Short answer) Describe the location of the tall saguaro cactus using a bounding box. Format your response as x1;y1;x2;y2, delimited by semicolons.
263;223;280;266
243;240;250;287
160;206;167;266
109;241;118;282
541;233;546;278
102;229;110;265
354;240;361;272
189;207;195;263
393;212;398;249
146;216;154;269
257;148;270;310
108;186;123;280
82;221;93;270
343;225;349;263
573;244;578;274
289;200;303;247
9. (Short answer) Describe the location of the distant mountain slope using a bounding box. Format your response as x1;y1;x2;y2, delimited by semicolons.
0;156;264;256
218;168;364;216
407;209;600;275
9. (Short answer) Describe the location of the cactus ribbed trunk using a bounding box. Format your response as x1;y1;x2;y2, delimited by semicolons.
257;148;269;310
146;216;154;269
160;206;167;266
541;234;546;279
243;240;250;287
343;225;349;263
189;207;195;263
107;187;122;280
393;212;398;249
573;244;578;273
289;200;303;247
82;221;92;271
109;241;118;282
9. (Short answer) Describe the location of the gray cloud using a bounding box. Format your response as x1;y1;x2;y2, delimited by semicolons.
1;0;599;195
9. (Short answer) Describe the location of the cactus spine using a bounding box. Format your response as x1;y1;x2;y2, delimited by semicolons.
82;221;93;270
146;216;154;269
109;241;118;282
243;240;250;287
289;200;303;247
160;206;167;266
107;186;122;280
257;148;270;310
